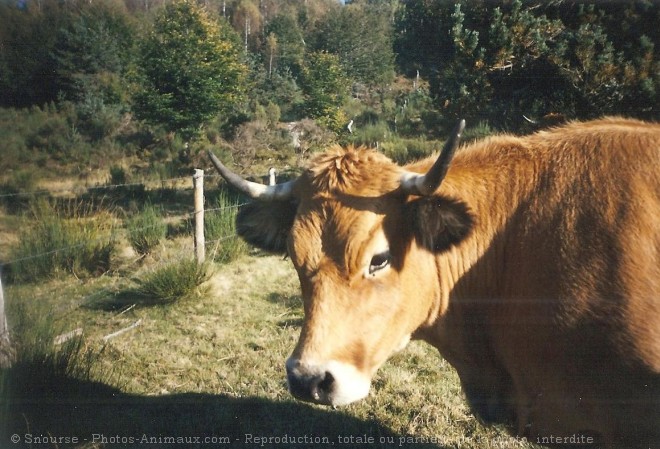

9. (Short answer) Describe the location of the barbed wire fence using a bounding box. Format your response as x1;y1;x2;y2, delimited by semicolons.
0;168;253;358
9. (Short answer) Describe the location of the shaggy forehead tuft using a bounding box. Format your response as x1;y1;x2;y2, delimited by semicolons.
305;145;402;194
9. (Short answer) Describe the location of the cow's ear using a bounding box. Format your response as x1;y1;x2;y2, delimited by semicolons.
409;196;474;253
236;200;298;253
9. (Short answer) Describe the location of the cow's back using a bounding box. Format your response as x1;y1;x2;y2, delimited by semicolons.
431;118;660;447
525;118;660;372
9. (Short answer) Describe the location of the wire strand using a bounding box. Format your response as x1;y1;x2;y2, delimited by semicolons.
0;201;245;268
0;175;193;199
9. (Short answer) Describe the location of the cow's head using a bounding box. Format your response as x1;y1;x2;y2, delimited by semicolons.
210;121;473;406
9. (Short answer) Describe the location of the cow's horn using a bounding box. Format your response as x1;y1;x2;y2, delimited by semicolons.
208;151;295;200
400;119;465;196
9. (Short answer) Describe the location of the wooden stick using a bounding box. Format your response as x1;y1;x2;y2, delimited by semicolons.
53;328;83;345
102;319;143;343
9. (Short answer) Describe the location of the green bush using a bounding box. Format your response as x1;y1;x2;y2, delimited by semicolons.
126;205;167;256
0;170;42;214
254;101;282;130
132;258;210;305
7;169;38;193
381;137;436;165
462;121;495;143
147;161;179;182
347;119;391;148
8;199;115;282
0;99;132;174
205;189;248;264
109;165;127;185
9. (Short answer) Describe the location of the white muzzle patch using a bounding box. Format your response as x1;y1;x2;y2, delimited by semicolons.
286;357;372;407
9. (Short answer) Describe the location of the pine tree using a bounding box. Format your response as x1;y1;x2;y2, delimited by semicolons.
395;0;659;130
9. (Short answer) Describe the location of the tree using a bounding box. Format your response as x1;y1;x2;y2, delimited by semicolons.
265;32;278;78
230;0;262;53
431;3;492;124
0;1;65;107
51;1;135;106
46;1;137;140
313;1;395;86
299;51;349;133
393;0;454;77
395;0;660;130
133;0;247;141
264;12;305;75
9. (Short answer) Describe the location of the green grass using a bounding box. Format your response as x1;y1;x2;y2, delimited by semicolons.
126;204;167;256
7;199;116;283
205;189;248;264
131;258;211;305
2;251;542;449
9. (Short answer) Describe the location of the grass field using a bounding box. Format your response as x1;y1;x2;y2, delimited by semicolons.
0;181;542;449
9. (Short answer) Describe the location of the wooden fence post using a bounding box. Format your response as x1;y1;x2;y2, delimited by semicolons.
0;270;14;368
193;169;205;264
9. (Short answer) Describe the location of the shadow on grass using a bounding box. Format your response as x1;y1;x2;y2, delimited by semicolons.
2;374;447;449
82;288;164;312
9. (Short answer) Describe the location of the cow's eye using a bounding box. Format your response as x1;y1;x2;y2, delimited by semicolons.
369;251;391;275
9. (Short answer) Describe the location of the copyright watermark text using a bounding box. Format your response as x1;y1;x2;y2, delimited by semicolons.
10;433;233;445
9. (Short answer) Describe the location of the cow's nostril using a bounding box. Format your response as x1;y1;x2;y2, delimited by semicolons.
318;371;335;393
310;371;335;401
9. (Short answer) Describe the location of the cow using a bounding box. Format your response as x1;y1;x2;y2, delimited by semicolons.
209;117;660;448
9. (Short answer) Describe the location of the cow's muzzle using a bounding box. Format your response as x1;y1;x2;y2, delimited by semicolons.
285;358;371;406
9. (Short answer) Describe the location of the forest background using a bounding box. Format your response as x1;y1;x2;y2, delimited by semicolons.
1;0;659;182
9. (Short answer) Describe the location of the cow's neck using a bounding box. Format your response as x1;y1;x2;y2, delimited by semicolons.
417;138;539;335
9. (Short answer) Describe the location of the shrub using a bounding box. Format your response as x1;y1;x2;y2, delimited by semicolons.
25;108;93;163
264;101;281;129
132;258;210;305
8;199;115;282
288;118;336;158
381;138;436;165
126;204;167;256
348;120;391;148
0;170;42;214
462;121;494;143
7;170;39;193
109;165;127;185
396;0;660;130
147;161;179;182
205;189;248;264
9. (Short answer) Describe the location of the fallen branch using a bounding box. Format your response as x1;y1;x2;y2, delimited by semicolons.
54;328;83;345
102;319;143;343
117;304;136;316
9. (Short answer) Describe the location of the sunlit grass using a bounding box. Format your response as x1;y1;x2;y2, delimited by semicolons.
2;243;541;449
205;189;248;264
126;204;167;256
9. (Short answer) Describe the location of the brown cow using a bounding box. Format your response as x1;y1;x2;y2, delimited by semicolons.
209;118;660;448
